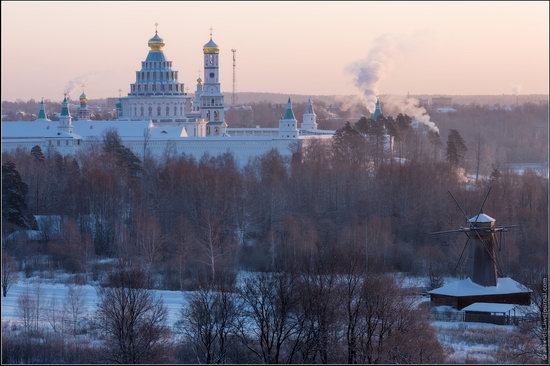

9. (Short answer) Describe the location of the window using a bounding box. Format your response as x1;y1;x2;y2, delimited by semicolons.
134;107;137;116
152;84;156;92
174;106;177;115
138;85;142;92
140;106;144;116
169;84;172;91
157;106;161;116
180;106;183;115
148;106;152;117
166;106;170;116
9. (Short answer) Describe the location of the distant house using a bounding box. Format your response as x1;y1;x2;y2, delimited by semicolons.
462;302;531;325
429;277;532;310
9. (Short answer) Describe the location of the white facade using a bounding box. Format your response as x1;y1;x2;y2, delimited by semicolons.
2;29;336;167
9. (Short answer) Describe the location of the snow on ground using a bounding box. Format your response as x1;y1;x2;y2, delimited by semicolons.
431;320;516;363
1;272;189;329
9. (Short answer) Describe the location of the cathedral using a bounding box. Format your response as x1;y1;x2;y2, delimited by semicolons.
2;27;335;165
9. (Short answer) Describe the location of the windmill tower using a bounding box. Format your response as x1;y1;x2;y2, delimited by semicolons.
432;187;516;286
429;187;531;309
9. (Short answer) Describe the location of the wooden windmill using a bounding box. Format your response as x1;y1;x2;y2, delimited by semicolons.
432;187;518;287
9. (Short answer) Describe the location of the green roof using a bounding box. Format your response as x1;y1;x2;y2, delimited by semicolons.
60;96;70;117
37;100;47;119
283;97;296;120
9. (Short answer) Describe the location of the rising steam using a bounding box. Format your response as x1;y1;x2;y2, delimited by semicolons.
64;74;94;98
385;95;440;134
348;33;398;113
348;33;439;134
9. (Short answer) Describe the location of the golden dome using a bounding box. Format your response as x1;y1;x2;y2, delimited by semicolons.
197;77;203;84
203;38;219;54
148;32;165;52
79;92;87;103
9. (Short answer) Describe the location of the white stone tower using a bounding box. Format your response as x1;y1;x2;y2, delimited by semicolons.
279;97;298;138
193;77;203;113
58;94;73;132
77;91;91;120
36;98;50;121
301;97;318;131
201;29;227;136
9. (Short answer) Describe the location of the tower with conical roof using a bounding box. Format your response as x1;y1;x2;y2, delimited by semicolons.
58;94;73;132
279;98;298;138
36;98;50;121
301;97;318;131
77;91;91;120
201;29;227;136
120;24;191;122
193;77;203;113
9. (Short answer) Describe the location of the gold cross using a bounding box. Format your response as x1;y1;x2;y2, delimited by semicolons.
155;22;159;34
209;26;213;39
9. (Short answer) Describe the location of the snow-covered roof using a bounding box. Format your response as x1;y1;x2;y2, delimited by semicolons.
1;121;81;139
429;277;532;297
462;302;519;313
468;213;496;223
34;215;62;235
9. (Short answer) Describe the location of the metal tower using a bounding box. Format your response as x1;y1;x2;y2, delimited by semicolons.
231;49;237;106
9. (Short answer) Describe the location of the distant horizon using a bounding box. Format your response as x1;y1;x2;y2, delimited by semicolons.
2;1;548;100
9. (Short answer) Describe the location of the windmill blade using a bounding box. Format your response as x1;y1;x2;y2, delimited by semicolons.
448;191;470;222
496;224;519;229
430;228;467;235
473;186;492;222
454;237;471;274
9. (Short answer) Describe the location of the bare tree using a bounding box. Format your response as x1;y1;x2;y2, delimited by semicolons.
95;266;170;364
17;287;35;333
2;251;17;297
236;272;304;364
64;284;86;337
176;284;239;363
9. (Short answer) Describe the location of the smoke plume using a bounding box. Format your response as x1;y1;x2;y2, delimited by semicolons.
348;34;399;112
64;74;94;98
384;95;440;134
348;33;439;134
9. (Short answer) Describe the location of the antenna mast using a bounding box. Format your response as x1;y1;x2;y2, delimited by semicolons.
231;49;237;106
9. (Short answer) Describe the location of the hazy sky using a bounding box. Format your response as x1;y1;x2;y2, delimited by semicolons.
1;1;548;101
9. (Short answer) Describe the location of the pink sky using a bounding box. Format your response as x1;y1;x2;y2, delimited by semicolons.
1;1;548;101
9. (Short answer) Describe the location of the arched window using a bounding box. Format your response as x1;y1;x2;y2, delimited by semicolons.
206;126;210;135
166;106;170;116
148;106;152;117
180;106;183;115
214;111;219;121
157;106;161;116
140;106;144;116
206;111;210;120
174;106;177;115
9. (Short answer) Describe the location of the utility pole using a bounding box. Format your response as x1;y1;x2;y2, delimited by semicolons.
231;49;237;106
475;133;481;184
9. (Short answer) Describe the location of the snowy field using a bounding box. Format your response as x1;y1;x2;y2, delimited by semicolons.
432;320;516;363
1;272;190;328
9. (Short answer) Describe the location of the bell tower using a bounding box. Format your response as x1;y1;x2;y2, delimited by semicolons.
201;28;227;136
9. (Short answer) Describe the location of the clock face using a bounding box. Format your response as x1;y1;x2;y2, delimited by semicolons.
209;72;215;78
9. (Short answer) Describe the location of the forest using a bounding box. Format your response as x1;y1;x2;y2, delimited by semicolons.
1;110;548;363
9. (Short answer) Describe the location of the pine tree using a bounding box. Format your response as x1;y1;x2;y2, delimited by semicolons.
446;129;467;168
2;161;30;229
